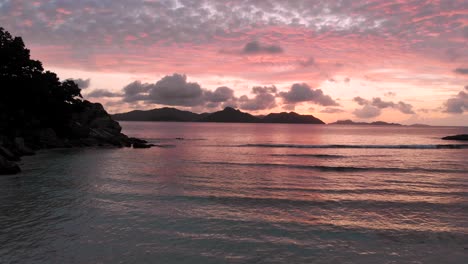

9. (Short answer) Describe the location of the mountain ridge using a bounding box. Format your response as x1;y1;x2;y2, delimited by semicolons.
112;107;325;124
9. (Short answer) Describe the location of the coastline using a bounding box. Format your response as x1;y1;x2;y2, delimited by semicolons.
0;102;149;175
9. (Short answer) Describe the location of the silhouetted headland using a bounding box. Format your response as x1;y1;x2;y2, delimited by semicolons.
0;28;147;175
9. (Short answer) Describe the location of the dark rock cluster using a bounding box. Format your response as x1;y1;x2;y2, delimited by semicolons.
0;101;150;175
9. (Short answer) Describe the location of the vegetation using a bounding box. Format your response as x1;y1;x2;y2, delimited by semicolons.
0;27;83;137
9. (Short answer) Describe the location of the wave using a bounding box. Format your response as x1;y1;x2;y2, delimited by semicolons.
239;143;468;149
256;187;468;197
161;194;467;211
198;161;466;173
270;154;345;158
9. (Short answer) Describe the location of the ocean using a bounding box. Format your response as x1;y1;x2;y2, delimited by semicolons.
1;122;467;263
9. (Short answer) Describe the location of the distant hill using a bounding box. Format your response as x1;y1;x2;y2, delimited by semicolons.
262;112;325;124
330;119;402;126
409;123;431;127
113;107;327;124
198;107;259;123
112;107;201;122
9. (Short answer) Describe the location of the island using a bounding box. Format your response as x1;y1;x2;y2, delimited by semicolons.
329;120;403;126
112;107;325;124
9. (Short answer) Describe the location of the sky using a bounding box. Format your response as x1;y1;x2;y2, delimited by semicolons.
1;0;467;125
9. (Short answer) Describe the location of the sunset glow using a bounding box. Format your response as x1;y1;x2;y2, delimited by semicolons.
1;0;467;125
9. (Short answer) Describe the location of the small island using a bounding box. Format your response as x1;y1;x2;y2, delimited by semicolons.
329;119;403;126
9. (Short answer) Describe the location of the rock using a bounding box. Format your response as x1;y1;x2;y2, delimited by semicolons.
442;134;468;141
129;137;148;144
67;122;91;138
132;142;154;149
89;116;122;134
14;137;35;156
38;128;65;148
0;155;21;175
0;145;19;161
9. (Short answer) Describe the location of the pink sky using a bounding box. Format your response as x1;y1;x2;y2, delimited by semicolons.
1;0;467;125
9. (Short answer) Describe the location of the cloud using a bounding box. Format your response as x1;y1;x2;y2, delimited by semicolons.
123;81;152;102
384;91;396;97
371;97;395;108
454;68;468;75
69;78;90;89
353;96;415;115
444;90;468;114
86;89;121;98
298;57;315;67
279;83;338;106
146;74;205;106
320;107;345;113
395;101;415;114
238;86;277;111
204;86;235;103
353;96;369;106
242;41;283;55
121;74;238;108
353;105;381;118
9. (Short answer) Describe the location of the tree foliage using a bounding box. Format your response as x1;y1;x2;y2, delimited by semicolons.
0;27;83;136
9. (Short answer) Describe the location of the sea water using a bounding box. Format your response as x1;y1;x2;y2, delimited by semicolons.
1;122;467;263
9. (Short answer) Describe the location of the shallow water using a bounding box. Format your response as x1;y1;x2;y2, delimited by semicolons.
1;122;467;263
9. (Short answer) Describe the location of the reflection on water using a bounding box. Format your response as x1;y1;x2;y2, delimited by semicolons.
1;122;467;263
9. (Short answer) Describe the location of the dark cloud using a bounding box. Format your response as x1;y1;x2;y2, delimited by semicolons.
353;96;415;115
69;78;90;89
86;89;121;98
454;68;468;75
252;86;277;95
123;81;152;102
384;91;396;97
444;90;468;114
204;86;235;103
279;83;338;106
242;41;283;55
353;105;381;118
372;97;395;108
121;74;238;108
299;57;315;67
353;96;369;106
320;107;345;114
395;101;415;114
238;86;277;111
146;74;204;106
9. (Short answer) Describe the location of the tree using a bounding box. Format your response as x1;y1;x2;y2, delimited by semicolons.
0;27;83;136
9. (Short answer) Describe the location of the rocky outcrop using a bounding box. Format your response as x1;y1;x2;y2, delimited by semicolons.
0;155;20;175
0;101;148;175
442;134;468;141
